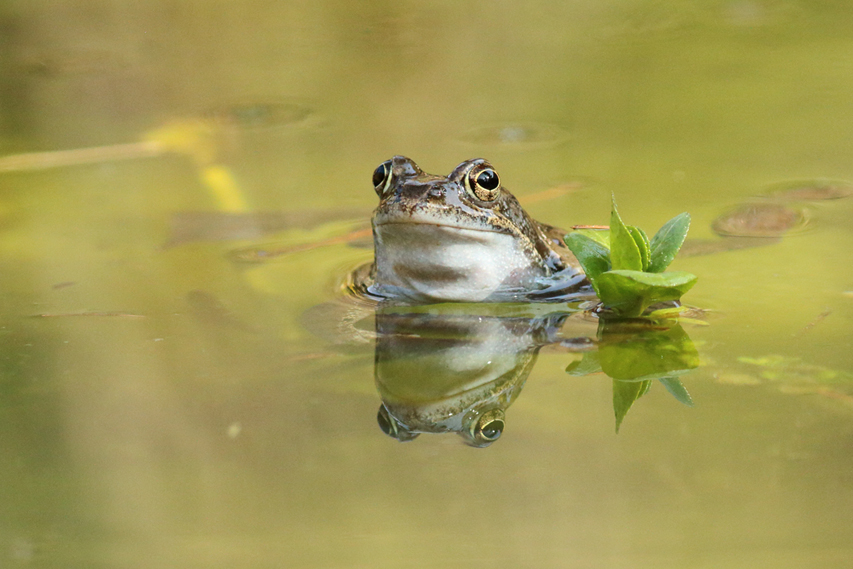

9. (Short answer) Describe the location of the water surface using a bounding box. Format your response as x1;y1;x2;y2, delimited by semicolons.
1;1;852;567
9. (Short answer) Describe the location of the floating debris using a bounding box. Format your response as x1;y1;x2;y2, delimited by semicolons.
763;180;853;201
228;227;372;263
714;372;763;386
736;355;848;383
680;236;779;257
185;290;255;332
714;355;853;406
165;209;367;248
32;311;144;319
11;48;127;77
201;101;313;130
794;308;832;337
712;202;806;237
0;141;163;172
571;224;609;230
0;100;315;175
517;182;585;205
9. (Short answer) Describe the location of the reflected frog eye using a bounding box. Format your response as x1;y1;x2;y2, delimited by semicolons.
465;166;501;201
373;160;393;196
462;408;506;447
377;404;419;442
476;415;505;442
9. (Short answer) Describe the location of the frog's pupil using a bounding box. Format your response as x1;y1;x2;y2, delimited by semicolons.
480;420;503;440
373;162;390;188
476;169;499;191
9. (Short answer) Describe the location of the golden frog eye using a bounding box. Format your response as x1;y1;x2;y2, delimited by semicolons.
463;408;505;447
372;159;393;196
466;166;501;201
476;415;504;442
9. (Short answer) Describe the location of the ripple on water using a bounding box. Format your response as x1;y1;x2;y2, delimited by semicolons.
710;179;853;238
456;122;569;148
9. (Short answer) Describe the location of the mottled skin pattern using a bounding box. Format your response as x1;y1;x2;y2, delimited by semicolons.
369;156;580;301
374;156;566;270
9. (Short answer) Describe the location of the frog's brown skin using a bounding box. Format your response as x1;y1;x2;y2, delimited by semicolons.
368;156;582;302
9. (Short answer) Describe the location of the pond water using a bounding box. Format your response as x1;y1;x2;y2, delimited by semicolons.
1;1;852;567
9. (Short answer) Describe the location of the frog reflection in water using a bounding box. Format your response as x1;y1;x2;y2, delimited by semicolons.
366;156;586;302
373;309;584;447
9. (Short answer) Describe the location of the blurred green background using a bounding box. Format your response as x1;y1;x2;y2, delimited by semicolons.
0;1;852;568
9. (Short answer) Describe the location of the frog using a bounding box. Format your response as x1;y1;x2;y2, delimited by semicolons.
363;156;586;303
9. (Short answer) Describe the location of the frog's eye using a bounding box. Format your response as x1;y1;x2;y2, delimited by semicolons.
462;408;505;447
476;415;504;442
372;160;393;196
377;404;420;442
465;166;501;201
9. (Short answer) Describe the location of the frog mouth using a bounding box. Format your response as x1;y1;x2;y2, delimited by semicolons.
373;218;504;234
373;221;509;248
374;220;500;233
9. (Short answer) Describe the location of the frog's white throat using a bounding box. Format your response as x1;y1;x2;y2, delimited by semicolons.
372;222;546;302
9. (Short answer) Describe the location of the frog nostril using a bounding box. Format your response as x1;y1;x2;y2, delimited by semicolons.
427;187;443;199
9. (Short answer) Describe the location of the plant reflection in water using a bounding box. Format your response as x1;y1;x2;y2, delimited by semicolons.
372;304;700;446
567;316;699;432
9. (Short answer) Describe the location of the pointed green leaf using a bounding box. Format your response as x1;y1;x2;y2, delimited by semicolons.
564;232;611;285
609;196;643;271
658;376;694;407
613;379;652;433
566;351;602;376
648;212;691;272
596;270;698;317
573;228;611;250
627;225;650;271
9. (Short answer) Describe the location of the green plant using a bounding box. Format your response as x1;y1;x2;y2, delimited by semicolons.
565;196;697;318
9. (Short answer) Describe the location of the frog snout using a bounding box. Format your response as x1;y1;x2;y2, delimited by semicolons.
426;185;444;199
400;181;447;203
